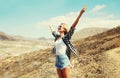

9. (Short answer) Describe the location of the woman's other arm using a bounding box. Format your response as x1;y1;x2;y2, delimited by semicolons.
48;25;54;32
48;25;57;37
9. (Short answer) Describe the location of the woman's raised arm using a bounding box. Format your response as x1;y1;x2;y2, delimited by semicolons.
71;6;86;29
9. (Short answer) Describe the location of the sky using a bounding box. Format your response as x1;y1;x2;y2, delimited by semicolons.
0;0;120;38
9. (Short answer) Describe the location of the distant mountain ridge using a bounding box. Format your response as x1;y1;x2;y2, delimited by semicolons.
0;32;15;41
0;31;52;42
72;27;108;40
0;27;110;41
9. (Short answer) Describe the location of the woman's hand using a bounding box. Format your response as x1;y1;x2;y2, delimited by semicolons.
48;25;54;32
81;5;87;13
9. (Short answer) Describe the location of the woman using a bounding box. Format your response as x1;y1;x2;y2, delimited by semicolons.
49;6;86;78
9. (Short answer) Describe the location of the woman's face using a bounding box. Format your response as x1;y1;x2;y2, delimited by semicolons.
58;24;65;33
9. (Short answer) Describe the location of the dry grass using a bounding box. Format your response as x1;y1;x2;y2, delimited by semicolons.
0;26;120;78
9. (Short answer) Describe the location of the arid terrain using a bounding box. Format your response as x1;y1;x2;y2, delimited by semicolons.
72;27;108;40
0;40;53;60
0;26;120;78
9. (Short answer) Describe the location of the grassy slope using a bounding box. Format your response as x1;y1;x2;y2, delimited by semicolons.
0;26;120;78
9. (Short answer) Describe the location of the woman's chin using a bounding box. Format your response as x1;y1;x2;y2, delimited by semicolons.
58;30;61;32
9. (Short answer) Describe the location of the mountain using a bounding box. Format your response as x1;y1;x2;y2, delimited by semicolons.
0;26;120;78
38;37;48;40
0;32;16;41
72;27;108;40
14;35;37;41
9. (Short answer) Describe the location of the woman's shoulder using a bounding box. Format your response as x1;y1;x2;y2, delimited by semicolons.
64;27;76;40
54;35;60;41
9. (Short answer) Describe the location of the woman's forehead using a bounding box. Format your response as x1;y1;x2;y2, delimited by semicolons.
60;23;64;25
60;23;66;26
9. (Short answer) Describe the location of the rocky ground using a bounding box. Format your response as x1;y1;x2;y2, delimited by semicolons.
1;47;119;78
0;26;120;78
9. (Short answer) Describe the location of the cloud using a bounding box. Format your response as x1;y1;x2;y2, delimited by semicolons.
80;17;120;29
91;5;106;13
36;7;120;31
37;12;79;27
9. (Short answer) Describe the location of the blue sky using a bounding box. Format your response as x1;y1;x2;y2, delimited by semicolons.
0;0;120;38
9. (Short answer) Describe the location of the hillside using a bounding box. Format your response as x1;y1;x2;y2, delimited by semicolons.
0;32;15;41
73;26;120;78
75;26;120;54
72;27;108;40
0;26;120;78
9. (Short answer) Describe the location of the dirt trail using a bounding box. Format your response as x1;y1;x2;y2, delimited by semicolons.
105;48;120;78
106;48;120;63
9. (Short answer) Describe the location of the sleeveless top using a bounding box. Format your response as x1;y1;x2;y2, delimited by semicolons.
55;39;67;55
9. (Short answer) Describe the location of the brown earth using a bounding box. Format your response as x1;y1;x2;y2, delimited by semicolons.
0;26;120;78
72;27;108;40
0;32;15;41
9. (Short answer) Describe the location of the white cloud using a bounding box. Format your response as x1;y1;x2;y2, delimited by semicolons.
36;7;120;31
91;5;106;13
35;5;120;38
36;12;79;29
80;17;120;29
105;14;116;19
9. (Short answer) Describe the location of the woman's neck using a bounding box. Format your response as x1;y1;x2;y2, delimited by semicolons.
59;33;64;38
